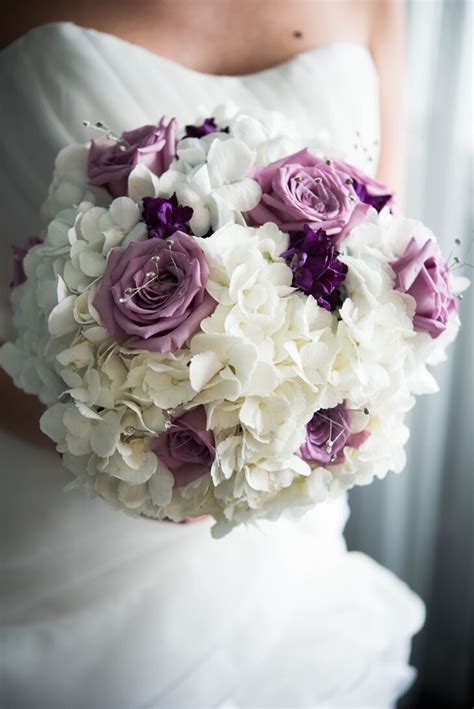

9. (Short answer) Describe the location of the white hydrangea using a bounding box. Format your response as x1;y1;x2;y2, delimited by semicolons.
40;144;111;223
179;102;304;164
159;137;262;236
46;197;146;299
342;211;464;402
123;350;194;410
1;196;147;403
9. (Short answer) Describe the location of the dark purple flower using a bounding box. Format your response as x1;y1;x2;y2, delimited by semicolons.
390;237;458;338
152;406;215;488
11;236;42;288
281;225;347;310
88;117;177;198
183;117;228;139
352;179;393;212
299;402;370;466
93;232;216;353
142;195;194;240
332;160;394;212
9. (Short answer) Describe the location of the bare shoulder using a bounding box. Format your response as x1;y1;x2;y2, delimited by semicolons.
369;0;405;47
367;0;406;200
368;0;405;77
3;1;69;48
3;1;52;47
1;0;125;49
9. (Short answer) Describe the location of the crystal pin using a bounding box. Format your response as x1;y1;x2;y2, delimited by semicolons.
83;120;129;150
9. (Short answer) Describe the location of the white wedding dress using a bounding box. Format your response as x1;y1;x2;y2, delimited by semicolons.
0;23;424;709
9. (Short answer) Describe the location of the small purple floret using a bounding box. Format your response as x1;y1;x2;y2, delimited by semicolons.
281;225;348;310
11;236;42;288
184;117;228;139
352;180;392;213
142;194;194;240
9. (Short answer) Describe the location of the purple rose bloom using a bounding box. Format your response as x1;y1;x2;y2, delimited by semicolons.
10;236;42;288
184;117;228;139
281;225;348;310
143;195;194;240
93;232;216;352
335;161;394;213
299;402;370;466
88;117;177;198
152;406;215;488
248;149;370;245
390;237;458;338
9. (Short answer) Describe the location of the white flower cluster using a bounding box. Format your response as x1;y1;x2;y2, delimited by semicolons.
0;105;465;537
158;102;304;236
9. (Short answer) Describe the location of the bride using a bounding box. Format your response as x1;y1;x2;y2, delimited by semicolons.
0;2;424;707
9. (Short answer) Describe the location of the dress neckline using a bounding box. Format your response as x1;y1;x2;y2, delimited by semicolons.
4;21;374;81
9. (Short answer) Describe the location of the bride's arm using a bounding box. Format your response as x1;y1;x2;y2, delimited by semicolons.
0;367;202;522
370;0;406;206
0;368;55;449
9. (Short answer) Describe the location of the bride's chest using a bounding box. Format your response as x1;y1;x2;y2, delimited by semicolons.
120;0;370;76
5;0;372;76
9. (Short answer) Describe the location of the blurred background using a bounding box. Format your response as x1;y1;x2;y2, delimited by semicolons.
346;1;473;707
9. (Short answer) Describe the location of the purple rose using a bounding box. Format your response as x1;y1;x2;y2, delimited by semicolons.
248;149;370;245
93;232;216;352
335;161;394;213
152;406;215;488
390;237;457;338
299;402;370;466
88;117;177;198
10;236;42;288
281;225;347;310
142;194;194;240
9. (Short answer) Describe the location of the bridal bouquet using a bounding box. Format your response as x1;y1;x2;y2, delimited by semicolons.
1;104;467;536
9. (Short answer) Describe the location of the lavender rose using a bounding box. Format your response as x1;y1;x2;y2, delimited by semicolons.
152;406;215;488
10;236;42;288
248;149;370;245
281;225;347;310
391;237;458;338
299;402;370;466
88;117;177;198
93;232;216;352
142;194;194;240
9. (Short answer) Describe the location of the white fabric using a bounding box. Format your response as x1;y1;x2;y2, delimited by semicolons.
0;23;424;709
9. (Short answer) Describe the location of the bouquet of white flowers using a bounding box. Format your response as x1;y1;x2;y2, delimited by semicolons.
1;104;467;536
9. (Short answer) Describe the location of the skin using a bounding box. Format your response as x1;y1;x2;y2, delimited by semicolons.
1;0;405;450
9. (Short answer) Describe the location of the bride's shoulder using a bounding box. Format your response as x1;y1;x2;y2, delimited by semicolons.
1;0;127;49
2;1;55;48
2;1;67;49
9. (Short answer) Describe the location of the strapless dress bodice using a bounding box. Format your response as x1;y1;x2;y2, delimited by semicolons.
2;21;380;154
